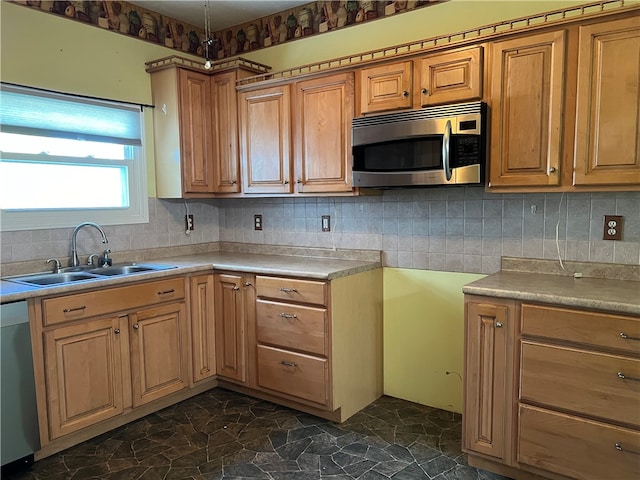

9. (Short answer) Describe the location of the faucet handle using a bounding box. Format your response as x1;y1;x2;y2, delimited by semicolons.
87;254;100;267
46;258;62;273
101;249;112;267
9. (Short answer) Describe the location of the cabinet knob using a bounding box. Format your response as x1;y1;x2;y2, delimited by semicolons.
231;180;237;185
421;88;428;95
114;328;120;334
284;180;290;185
132;323;139;329
495;321;503;328
233;286;240;291
244;281;252;287
281;360;298;368
548;167;557;173
402;91;409;97
296;179;302;184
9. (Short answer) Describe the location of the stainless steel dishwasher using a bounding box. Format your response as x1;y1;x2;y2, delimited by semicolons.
1;300;39;474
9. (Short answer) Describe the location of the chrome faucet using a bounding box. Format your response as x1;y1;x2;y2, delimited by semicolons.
70;222;109;267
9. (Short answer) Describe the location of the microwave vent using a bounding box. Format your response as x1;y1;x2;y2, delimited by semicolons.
353;101;485;128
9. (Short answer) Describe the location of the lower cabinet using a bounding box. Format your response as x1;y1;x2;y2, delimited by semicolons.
248;269;383;422
31;276;211;457
463;295;640;480
190;274;216;383
214;272;253;383
129;302;189;407
43;316;125;439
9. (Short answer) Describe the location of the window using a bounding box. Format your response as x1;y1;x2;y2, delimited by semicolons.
0;84;148;231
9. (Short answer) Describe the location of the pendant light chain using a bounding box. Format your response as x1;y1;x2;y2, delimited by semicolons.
203;0;212;69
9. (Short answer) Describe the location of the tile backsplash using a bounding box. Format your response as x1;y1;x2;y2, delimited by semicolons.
1;188;638;275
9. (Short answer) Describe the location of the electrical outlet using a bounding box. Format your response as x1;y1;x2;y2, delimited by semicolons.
603;215;623;241
322;215;331;232
185;214;194;231
254;214;263;231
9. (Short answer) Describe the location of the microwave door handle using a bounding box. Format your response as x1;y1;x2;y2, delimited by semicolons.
442;119;452;181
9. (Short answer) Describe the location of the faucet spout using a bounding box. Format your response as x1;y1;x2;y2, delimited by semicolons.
71;222;109;267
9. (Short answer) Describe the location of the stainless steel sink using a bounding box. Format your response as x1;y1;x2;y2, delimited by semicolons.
87;265;156;276
7;272;102;287
4;263;177;287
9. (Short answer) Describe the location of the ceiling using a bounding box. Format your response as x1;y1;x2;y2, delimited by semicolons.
127;1;311;31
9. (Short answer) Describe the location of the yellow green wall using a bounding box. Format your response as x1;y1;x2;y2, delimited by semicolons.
384;269;484;413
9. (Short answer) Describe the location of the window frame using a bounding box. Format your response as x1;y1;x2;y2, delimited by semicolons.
0;84;149;232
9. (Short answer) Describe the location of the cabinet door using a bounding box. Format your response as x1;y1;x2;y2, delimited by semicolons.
574;17;640;186
190;274;216;383
44;316;125;439
179;69;214;194
419;46;483;107
294;73;354;193
214;273;247;382
212;71;241;193
463;299;515;464
239;85;292;194
489;31;565;188
129;302;189;407
357;61;413;114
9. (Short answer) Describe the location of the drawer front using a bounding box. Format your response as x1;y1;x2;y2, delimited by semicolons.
256;276;326;306
257;299;327;356
257;345;328;406
521;303;640;355
43;277;185;326
521;341;640;426
518;404;640;480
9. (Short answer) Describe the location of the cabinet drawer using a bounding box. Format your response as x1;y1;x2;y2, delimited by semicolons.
257;299;327;356
518;404;640;480
521;303;640;355
257;345;328;406
43;278;185;326
256;276;326;306
521;341;640;426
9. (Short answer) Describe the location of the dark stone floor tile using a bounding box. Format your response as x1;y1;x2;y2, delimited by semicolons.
138;453;171;467
289;425;324;442
420;455;457;477
63;454;111;470
371;460;411;477
305;435;341;456
319;455;346;475
343;458;378;477
319;423;350;438
270;472;321;480
365;446;395;463
210;440;244;461
276;437;312;460
269;429;289;449
384;444;413;463
207;430;237;448
172;448;209;468
138;466;171;480
391;463;430;480
108;466;148;480
408;443;441;464
360;470;391;480
342;442;369;456
331;451;364;468
297;452;321;472
441;464;482;480
223;463;269;479
164;466;201;479
243;436;276;453
107;457;140;472
70;463;110;479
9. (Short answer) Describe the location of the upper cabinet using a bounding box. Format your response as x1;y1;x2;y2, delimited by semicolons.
356;46;483;115
573;16;640;186
147;59;267;198
239;85;292;194
488;31;566;188
487;14;640;191
239;72;355;195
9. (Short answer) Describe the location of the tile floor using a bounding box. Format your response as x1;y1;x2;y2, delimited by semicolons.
6;388;512;480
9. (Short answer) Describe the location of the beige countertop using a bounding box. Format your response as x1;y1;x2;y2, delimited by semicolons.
463;258;640;315
0;251;381;304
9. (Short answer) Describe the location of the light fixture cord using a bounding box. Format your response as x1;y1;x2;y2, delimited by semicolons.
203;1;211;63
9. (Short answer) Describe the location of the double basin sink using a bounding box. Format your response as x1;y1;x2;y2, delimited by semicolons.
5;263;177;288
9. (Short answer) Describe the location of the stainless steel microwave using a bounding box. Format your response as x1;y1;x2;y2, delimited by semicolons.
352;101;487;188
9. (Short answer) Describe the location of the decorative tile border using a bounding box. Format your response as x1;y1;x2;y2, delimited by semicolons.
13;0;447;61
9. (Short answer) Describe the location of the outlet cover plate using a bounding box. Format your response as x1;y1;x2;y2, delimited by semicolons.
603;215;623;240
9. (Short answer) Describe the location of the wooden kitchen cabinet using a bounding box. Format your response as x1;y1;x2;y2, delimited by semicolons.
147;59;266;197
464;296;640;480
463;297;517;464
31;276;199;457
189;274;216;383
43;316;125;439
129;302;189;407
418;46;483;107
236;269;383;422
239;72;355;195
239;85;292;194
573;16;640;186
356;46;483;115
214;272;253;383
357;60;414;114
488;31;566;188
293;72;354;193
